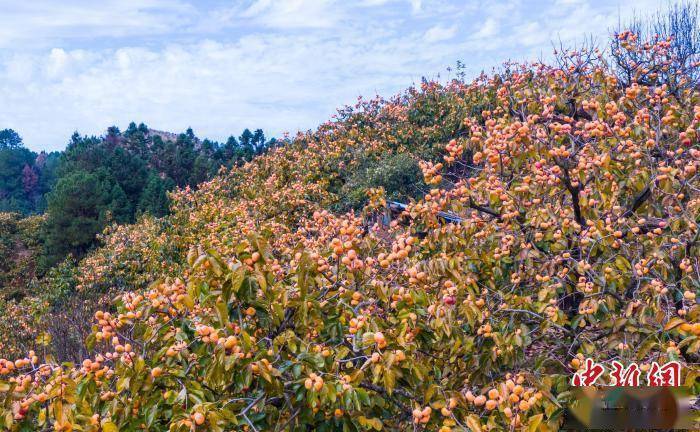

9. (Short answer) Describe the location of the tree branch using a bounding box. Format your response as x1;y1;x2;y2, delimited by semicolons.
468;197;502;221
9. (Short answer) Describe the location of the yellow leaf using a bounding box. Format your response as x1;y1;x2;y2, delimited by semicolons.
36;332;52;346
465;414;482;432
528;413;543;432
182;294;194;309
102;421;119;432
368;417;383;430
664;317;685;331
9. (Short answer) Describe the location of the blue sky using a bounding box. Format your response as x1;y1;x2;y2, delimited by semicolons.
0;0;669;151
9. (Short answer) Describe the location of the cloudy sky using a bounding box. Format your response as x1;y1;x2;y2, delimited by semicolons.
0;0;668;151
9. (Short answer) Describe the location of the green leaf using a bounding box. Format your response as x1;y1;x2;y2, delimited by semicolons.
216;301;229;326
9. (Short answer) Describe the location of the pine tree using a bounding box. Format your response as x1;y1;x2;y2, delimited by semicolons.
0;129;23;150
41;169;128;266
137;174;174;217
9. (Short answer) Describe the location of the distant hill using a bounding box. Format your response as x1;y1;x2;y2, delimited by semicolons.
145;128;189;144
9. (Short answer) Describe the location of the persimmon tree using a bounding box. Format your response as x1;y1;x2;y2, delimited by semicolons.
0;32;698;432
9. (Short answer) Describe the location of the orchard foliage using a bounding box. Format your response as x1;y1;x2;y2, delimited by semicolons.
0;213;43;300
0;213;46;359
0;32;699;431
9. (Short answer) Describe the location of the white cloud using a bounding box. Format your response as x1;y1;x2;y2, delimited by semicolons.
4;55;36;83
360;0;393;5
410;0;422;13
239;0;340;29
0;0;195;49
0;0;675;151
2;30;447;150
472;18;499;39
46;49;69;78
424;24;458;42
555;0;586;5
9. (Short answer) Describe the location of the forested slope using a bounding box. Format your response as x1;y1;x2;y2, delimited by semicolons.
0;29;698;431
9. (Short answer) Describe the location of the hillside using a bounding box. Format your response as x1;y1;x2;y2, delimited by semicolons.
0;31;698;431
